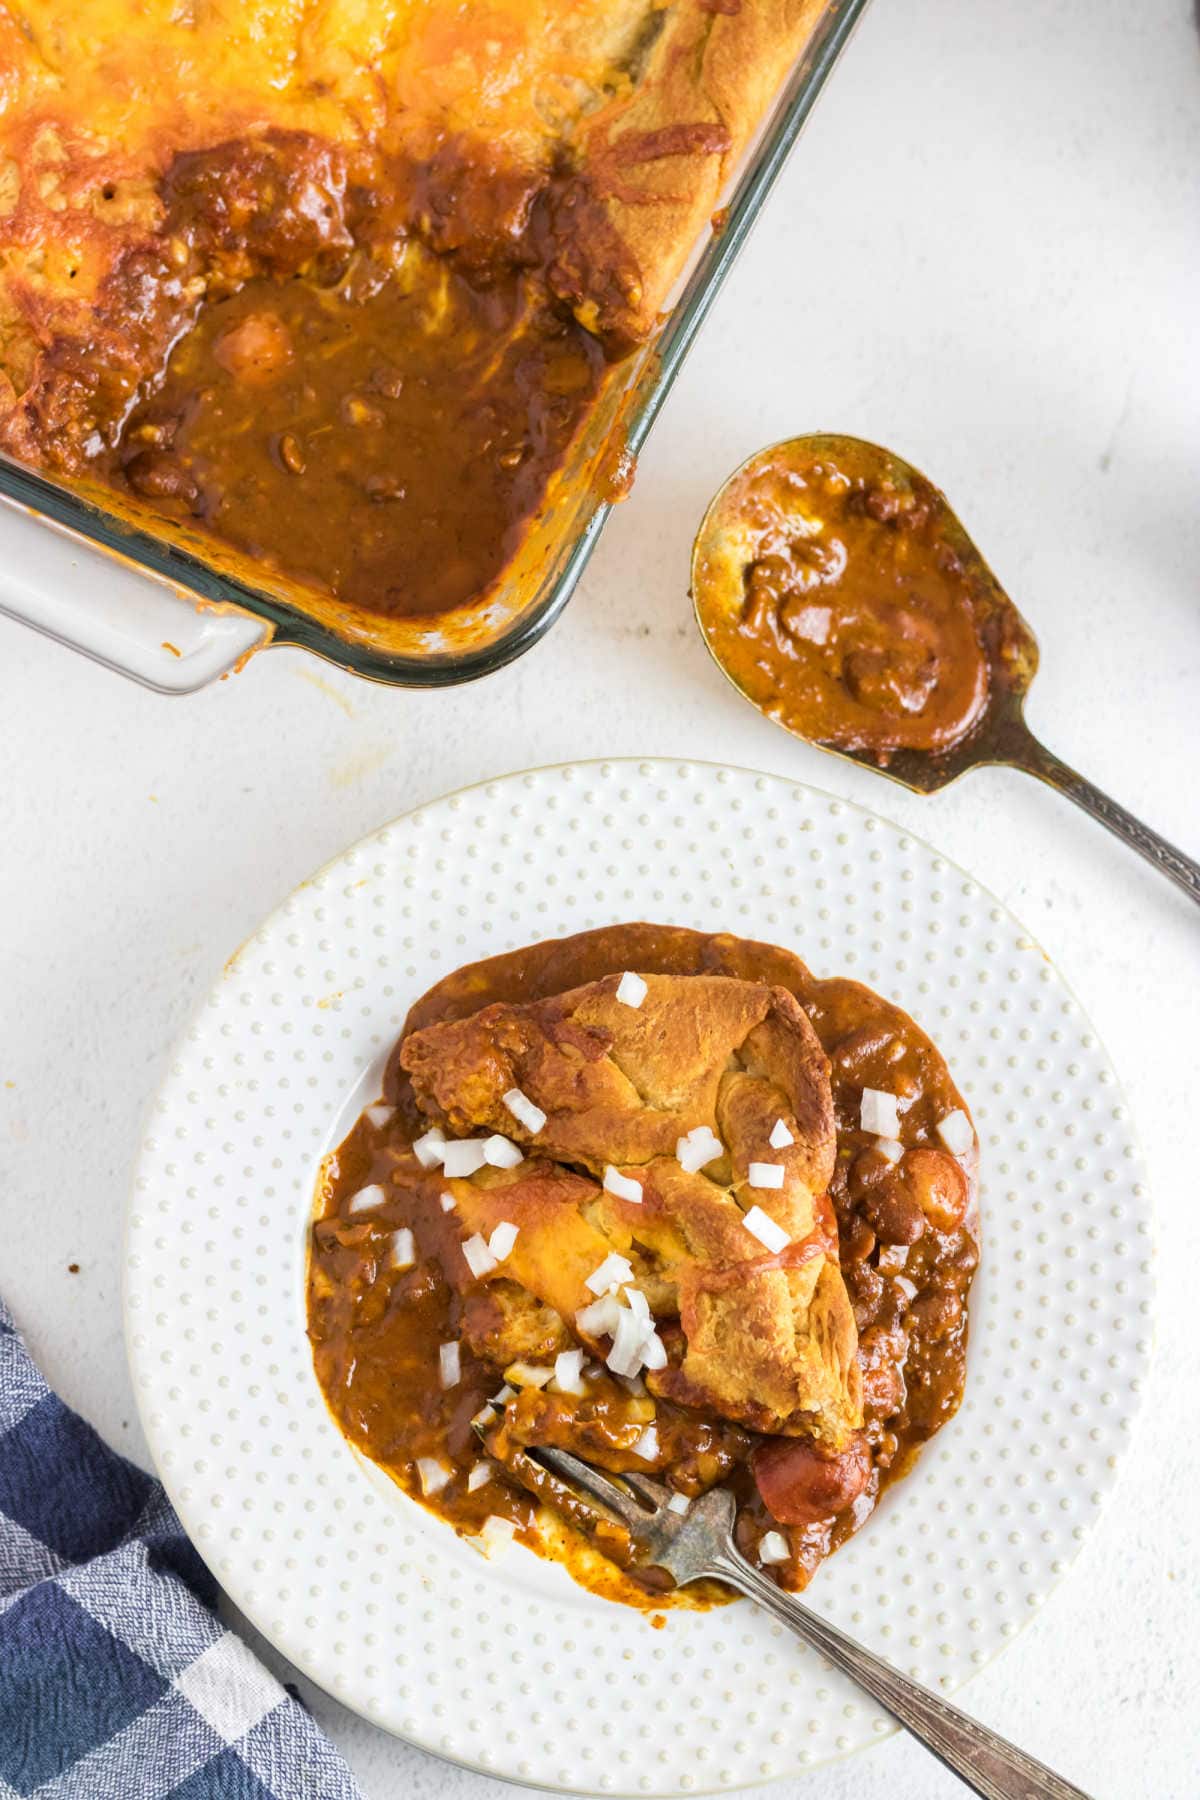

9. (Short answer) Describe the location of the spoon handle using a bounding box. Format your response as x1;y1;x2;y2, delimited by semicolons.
711;1550;1093;1799
1008;731;1200;907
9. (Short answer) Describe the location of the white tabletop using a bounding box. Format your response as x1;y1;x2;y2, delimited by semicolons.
2;1;1197;1796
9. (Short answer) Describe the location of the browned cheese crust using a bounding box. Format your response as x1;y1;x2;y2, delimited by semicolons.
0;2;829;464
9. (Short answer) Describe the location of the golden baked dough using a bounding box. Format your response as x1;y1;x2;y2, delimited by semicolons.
563;0;828;340
401;971;862;1445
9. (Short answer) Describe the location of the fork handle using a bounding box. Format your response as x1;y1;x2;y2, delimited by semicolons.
711;1549;1092;1799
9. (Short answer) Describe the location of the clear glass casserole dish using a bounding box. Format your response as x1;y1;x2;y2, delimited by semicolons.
0;0;870;695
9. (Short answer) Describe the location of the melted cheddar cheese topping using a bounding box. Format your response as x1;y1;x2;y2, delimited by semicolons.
0;0;651;397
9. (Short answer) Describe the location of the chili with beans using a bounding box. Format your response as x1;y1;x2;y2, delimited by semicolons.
693;436;1032;764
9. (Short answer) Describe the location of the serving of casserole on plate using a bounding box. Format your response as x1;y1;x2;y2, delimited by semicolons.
124;759;1153;1794
0;0;851;672
310;922;980;1611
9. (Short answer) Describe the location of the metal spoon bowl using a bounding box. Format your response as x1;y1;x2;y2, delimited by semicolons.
692;434;1199;906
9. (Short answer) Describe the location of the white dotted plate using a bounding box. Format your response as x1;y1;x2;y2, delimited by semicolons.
124;759;1153;1795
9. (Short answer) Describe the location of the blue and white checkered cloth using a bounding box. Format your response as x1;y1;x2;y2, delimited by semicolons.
0;1298;362;1799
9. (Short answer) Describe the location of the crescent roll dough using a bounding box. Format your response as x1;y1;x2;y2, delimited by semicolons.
401;971;862;1446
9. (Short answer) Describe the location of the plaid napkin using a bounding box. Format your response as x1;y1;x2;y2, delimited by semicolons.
0;1298;362;1800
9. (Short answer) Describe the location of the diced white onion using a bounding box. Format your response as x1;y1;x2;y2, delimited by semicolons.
768;1118;794;1150
476;1514;518;1557
366;1104;395;1129
347;1188;385;1216
439;1191;456;1212
467;1461;491;1493
860;1088;901;1138
439;1341;461;1388
503;1088;546;1135
615;970;648;1008
667;1492;691;1516
875;1137;905;1165
742;1205;790;1255
631;1424;659;1461
554;1348;586;1395
416;1457;450;1496
623;1285;650;1322
676;1127;724;1173
602;1166;643;1204
585;1251;635;1295
747;1161;785;1190
441;1138;489;1178
390;1228;415;1269
412;1127;447;1169
462;1233;498;1279
759;1529;790;1565
575;1296;626;1339
505;1361;554;1389
617;1372;647;1397
606;1307;649;1378
575;1293;624;1338
675;1134;697;1171
490;1384;516;1405
483;1134;524;1169
937;1108;974;1155
488;1220;519;1262
640;1330;668;1372
346;1183;386;1216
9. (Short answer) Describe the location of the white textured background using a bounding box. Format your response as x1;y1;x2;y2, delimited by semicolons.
1;0;1197;1797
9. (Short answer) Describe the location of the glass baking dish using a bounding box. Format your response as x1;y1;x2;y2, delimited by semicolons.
0;0;871;695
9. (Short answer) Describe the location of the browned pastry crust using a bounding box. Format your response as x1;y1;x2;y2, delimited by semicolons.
389;919;973;1147
558;0;831;341
395;919;843;1043
401;970;863;1445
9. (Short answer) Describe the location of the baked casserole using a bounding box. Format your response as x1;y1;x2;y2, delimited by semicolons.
308;924;979;1607
0;2;829;651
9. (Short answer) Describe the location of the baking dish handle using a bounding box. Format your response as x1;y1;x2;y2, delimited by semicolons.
0;494;270;693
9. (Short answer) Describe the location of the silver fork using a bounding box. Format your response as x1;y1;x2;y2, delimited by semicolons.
524;1444;1093;1800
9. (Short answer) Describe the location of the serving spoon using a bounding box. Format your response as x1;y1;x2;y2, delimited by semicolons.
692;434;1199;908
510;1438;1092;1800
